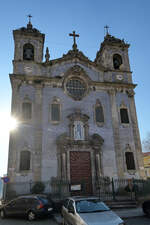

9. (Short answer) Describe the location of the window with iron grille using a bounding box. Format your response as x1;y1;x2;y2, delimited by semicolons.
20;151;30;171
125;152;135;170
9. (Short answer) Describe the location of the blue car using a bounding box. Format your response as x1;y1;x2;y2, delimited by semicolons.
0;194;54;221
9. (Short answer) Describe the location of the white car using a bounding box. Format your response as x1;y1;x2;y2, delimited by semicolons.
62;196;125;225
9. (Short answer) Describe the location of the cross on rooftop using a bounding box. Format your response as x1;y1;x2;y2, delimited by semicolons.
69;31;79;50
27;14;32;24
104;25;110;35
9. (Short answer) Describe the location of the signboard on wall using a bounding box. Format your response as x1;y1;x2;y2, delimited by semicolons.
70;184;82;191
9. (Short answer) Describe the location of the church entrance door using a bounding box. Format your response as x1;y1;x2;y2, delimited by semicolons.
70;151;92;195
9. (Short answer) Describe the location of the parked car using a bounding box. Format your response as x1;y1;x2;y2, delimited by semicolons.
142;200;150;216
62;196;125;225
0;194;54;221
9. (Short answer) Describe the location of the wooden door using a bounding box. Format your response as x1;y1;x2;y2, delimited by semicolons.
70;151;92;195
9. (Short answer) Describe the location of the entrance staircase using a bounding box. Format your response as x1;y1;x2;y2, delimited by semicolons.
106;200;137;209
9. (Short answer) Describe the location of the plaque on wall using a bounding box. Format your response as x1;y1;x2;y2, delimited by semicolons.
70;184;82;191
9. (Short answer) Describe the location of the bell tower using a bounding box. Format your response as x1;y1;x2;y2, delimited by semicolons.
95;33;130;72
13;17;45;66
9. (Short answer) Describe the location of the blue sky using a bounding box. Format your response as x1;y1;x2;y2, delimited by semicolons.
0;0;150;176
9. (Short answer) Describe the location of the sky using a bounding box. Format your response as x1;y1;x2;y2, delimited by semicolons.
0;0;150;177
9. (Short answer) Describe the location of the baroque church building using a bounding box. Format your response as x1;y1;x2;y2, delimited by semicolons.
7;20;145;196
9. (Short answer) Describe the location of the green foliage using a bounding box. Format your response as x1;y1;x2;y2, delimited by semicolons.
116;187;129;196
124;184;139;193
31;181;45;194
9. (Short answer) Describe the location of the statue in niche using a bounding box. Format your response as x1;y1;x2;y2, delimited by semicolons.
74;121;84;140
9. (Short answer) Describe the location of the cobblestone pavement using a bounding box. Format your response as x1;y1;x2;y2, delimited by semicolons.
0;217;58;225
124;216;150;225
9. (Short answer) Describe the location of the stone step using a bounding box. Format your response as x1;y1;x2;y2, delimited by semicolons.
106;201;137;209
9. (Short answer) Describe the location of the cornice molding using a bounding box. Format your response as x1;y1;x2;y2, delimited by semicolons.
10;74;136;90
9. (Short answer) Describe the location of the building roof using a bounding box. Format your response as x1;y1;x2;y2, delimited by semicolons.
143;152;150;157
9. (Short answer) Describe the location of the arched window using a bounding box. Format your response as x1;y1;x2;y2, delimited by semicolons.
113;54;122;69
95;100;104;125
51;104;60;122
50;97;61;123
120;108;129;124
125;152;135;170
23;43;34;60
22;102;32;120
20;151;30;171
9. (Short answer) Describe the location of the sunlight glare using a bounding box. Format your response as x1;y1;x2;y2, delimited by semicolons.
0;112;18;133
9;117;18;131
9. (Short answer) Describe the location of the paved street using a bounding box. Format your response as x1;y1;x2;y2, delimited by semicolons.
0;217;58;225
1;215;150;225
124;216;150;225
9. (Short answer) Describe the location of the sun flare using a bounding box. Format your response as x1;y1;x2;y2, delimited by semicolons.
0;112;18;133
9;117;18;131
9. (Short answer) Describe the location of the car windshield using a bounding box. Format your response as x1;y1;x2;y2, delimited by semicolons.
75;199;110;213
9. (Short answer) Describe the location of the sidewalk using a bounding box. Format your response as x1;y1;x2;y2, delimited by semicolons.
53;207;144;224
113;207;144;219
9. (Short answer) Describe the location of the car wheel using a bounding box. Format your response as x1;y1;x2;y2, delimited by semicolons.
0;209;5;219
27;211;36;221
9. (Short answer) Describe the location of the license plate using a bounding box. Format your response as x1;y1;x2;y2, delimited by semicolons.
48;208;53;211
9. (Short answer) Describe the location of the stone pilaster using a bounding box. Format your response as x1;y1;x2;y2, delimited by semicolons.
33;84;43;181
61;153;67;179
128;94;145;178
108;89;124;177
7;78;22;181
10;78;22;118
96;153;102;177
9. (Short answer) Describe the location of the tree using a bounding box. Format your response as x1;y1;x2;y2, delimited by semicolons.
31;181;45;194
142;132;150;152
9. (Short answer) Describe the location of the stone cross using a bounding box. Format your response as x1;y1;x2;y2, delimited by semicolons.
104;25;109;35
27;14;32;23
69;31;79;50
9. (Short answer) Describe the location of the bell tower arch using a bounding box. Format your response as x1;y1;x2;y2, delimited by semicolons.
13;19;45;64
95;33;130;72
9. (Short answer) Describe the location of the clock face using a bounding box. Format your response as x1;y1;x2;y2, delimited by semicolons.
24;66;32;73
116;74;123;80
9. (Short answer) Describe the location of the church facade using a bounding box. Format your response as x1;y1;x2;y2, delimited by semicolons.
7;20;145;196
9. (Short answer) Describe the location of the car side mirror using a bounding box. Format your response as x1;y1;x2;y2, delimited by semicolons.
68;208;75;214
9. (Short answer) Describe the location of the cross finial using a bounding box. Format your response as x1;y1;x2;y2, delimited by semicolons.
104;25;110;35
27;14;32;24
69;31;79;51
27;14;33;29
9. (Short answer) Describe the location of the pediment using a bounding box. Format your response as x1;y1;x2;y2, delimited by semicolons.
47;49;105;71
67;109;89;122
62;49;91;63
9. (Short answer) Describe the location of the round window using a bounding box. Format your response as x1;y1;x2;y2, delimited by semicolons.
66;78;86;100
